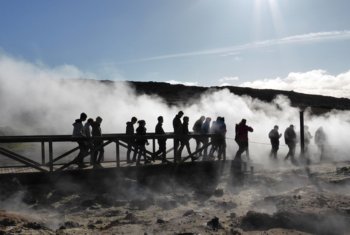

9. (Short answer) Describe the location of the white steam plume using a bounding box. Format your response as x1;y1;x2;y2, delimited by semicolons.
0;53;350;164
240;70;350;99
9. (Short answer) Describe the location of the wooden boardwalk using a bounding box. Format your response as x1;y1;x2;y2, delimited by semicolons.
0;133;225;176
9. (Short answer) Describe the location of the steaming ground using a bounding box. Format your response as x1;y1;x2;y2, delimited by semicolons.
0;160;350;234
1;54;350;234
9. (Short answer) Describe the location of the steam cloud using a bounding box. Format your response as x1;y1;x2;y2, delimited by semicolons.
240;70;350;99
0;53;350;164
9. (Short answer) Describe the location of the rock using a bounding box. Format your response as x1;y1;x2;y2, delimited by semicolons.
214;188;224;197
175;233;197;235
207;216;222;231
336;166;350;174
240;210;350;234
103;210;121;217
59;221;80;229
240;211;276;230
124;212;138;223
230;212;237;218
88;224;96;229
157;218;166;224
183;210;194;217
230;228;243;235
0;218;16;226
24;222;45;230
95;220;103;224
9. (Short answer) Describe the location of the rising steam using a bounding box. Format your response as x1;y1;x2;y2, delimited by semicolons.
0;53;349;164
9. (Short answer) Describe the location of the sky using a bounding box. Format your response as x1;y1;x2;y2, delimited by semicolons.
1;0;350;97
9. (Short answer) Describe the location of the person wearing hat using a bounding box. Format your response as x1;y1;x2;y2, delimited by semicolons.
268;125;282;159
284;124;297;164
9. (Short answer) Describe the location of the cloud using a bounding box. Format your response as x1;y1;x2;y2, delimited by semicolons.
165;80;199;86
239;70;350;99
121;30;350;63
219;76;240;87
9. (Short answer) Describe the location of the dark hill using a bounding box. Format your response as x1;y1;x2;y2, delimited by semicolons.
124;81;350;113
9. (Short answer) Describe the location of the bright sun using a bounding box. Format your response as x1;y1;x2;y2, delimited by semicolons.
254;0;284;35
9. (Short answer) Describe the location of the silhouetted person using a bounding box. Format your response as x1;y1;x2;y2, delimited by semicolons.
84;118;94;164
126;117;137;163
135;120;149;166
217;117;227;160
315;127;327;161
234;119;253;162
302;125;313;161
154;116;167;163
178;116;193;161
72;112;88;168
284;124;297;164
192;116;205;156
209;117;220;158
91;116;104;168
269;125;282;159
173;111;184;162
201;117;211;159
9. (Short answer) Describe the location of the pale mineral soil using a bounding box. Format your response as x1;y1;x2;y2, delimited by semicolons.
0;160;350;235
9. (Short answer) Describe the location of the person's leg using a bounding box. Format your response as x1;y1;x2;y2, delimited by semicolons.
202;137;208;159
98;147;104;164
127;142;132;162
132;141;137;162
160;141;167;162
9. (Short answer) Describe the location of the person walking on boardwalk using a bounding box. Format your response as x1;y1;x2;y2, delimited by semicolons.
300;125;313;162
135;120;149;166
173;111;184;162
154;116;167;163
178;116;193;161
284;124;297;164
192;116;205;157
217;117;227;160
126;117;137;163
268;125;282;159
72;112;88;168
201;117;211;159
315;126;327;161
208;117;220;158
91;116;104;168
84;118;94;164
234;119;253;162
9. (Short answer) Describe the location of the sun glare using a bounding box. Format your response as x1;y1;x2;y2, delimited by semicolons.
254;0;285;37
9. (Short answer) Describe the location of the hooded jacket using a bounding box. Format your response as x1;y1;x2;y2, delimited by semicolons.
72;119;85;137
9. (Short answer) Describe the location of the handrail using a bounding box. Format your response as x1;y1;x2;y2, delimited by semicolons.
0;133;217;143
0;132;225;173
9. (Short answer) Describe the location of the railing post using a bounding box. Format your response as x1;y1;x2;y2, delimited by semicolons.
223;139;226;161
152;138;155;155
41;141;45;165
173;138;177;163
49;140;53;172
116;140;120;167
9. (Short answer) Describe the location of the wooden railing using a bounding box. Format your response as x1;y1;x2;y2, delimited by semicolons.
0;133;226;173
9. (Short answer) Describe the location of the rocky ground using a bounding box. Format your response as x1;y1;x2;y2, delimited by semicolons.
0;160;350;235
